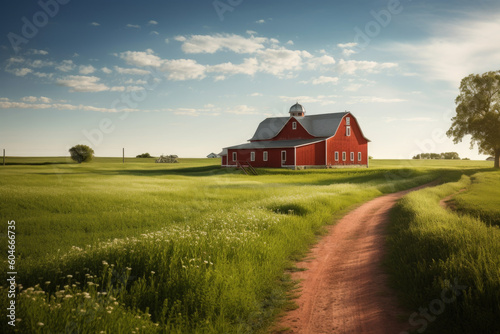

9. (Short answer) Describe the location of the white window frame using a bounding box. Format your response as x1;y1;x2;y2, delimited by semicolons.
358;152;362;161
281;150;286;163
292;121;297;130
346;126;351;136
232;152;237;162
342;152;346;161
350;152;354;161
346;117;350;125
250;152;255;162
263;151;268;161
335;151;339;161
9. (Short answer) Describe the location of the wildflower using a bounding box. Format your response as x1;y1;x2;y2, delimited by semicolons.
37;322;44;326
151;271;155;274
67;274;73;278
45;281;51;285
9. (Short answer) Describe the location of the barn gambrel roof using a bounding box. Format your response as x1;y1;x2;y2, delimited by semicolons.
249;112;353;141
225;138;325;150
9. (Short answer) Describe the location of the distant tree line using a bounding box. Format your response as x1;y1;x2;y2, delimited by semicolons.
136;153;153;158
412;152;460;160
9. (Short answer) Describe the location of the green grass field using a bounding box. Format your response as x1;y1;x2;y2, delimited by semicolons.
387;171;500;333
0;157;497;333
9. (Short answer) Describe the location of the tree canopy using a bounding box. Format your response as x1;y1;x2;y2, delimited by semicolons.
447;71;500;168
69;144;94;163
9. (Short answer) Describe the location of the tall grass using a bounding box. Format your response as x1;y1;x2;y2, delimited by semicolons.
0;158;488;333
386;172;500;333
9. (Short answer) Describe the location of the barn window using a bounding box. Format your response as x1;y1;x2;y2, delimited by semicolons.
350;152;354;161
250;152;255;161
281;150;286;162
263;151;268;161
292;122;297;130
232;152;237;161
335;151;339;161
358;152;362;161
346;117;350;125
346;126;351;136
342;152;346;161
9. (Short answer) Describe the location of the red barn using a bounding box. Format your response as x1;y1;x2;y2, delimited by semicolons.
220;103;370;169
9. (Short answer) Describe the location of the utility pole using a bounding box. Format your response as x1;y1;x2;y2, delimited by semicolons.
2;149;5;166
123;148;125;163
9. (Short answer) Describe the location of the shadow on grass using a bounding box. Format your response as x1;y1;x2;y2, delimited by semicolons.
4;162;74;166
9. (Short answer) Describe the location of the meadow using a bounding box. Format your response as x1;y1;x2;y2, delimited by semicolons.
387;170;500;333
0;157;495;333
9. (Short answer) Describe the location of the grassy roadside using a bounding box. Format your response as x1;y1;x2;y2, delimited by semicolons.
386;171;500;333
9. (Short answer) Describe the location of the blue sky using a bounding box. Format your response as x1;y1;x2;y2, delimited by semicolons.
1;0;499;159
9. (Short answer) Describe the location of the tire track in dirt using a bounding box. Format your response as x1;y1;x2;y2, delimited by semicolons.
275;182;436;334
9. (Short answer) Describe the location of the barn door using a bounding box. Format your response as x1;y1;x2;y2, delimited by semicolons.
281;150;286;167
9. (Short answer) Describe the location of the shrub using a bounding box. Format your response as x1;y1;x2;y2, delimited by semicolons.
69;144;94;163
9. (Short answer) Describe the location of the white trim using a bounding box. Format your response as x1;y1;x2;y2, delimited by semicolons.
346;116;350;125
281;150;286;166
350;152;354;161
335;151;339;161
342;152;346;161
250;151;255;162
292;121;297;130
294;147;296;167
232;152;237;162
324;139;327;165
263;151;268;161
358;152;362;161
346;126;351;136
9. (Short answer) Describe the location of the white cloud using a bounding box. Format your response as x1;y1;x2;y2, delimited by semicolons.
337;42;357;48
286;40;294;45
30;59;54;68
250;92;263;96
125;86;145;92
21;96;38;102
337;59;397;75
307;76;340;85
256;48;307;75
101;67;112;74
90;22;100;26
114;66;150;75
347;96;406;104
389;13;500;85
246;30;257;35
344;83;363;92
150;31;159;36
124;79;147;85
79;65;96;75
171;107;220;117
226;105;259;115
342;49;357;57
207;58;259;76
110;86;125;92
32;72;53;78
256;19;265;24
148;20;158;25
0;98;140;112
120;49;162;67
177;34;268;54
126;24;140;29
32;49;49;55
160;59;206;81
8;68;32;76
56;60;75;72
56;75;109;92
306;55;336;69
278;95;338;106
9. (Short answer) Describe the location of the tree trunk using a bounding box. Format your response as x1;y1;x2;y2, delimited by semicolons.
495;149;500;169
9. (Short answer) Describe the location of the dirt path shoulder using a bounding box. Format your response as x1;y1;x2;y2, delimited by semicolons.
275;183;435;334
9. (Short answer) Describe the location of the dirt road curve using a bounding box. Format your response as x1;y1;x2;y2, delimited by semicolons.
276;183;434;334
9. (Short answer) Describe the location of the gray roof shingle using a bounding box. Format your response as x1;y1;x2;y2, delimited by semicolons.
249;112;348;141
225;138;325;150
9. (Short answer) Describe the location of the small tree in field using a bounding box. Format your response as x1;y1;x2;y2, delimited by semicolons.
447;71;500;168
69;144;94;163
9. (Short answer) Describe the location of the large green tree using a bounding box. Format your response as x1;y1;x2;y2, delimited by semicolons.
69;144;94;163
447;71;500;168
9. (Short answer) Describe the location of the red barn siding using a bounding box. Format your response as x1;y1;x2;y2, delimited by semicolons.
265;117;315;141
296;141;326;166
327;114;368;166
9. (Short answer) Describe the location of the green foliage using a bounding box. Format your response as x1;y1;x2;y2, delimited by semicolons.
0;158;493;333
412;152;460;160
136;152;153;158
447;71;500;168
454;171;500;226
69;144;94;163
386;173;500;333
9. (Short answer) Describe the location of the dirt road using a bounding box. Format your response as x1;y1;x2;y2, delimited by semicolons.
276;184;434;334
